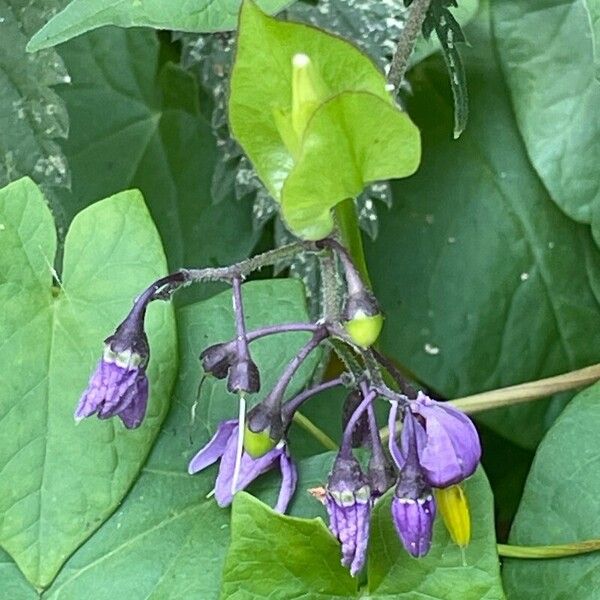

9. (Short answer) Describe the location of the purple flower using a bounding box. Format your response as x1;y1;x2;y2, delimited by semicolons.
75;301;150;429
408;392;481;488
391;492;436;558
188;419;297;512
388;402;436;558
325;453;372;576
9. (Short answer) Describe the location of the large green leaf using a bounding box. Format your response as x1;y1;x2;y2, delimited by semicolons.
222;493;358;599
229;0;420;240
0;178;177;588
368;470;504;599
491;0;600;225
53;27;257;275
42;279;321;598
0;0;69;219
366;5;600;449
27;0;294;51
0;550;38;599
503;382;600;599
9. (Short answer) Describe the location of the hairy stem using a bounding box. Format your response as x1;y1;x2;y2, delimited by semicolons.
388;0;432;91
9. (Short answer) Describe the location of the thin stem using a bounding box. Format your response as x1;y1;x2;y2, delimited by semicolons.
246;323;322;342
450;362;600;414
498;540;600;559
319;237;366;296
292;412;338;451
371;348;417;398
366;402;386;463
341;390;376;457
231;277;250;360
319;248;342;321
387;0;432;92
282;376;346;421
334;199;371;286
264;328;329;409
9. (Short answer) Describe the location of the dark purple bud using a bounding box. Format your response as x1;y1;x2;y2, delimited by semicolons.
200;341;237;379
188;419;296;512
409;392;481;488
342;389;370;448
368;452;395;498
391;490;436;558
227;357;261;395
75;301;150;429
325;453;372;576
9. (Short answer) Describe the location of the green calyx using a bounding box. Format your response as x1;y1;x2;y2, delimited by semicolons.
243;425;277;458
344;313;384;348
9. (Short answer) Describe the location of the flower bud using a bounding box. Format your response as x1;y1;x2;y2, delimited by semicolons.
435;484;471;548
291;53;328;140
325;453;372;576
391;490;436;558
200;341;236;380
343;290;383;348
227;357;261;395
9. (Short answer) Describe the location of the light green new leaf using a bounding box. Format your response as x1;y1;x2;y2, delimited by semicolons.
0;0;69;216
503;382;600;599
42;280;321;599
368;470;505;599
27;0;294;51
366;5;600;449
222;493;358;599
229;0;420;240
492;0;600;225
0;178;176;588
53;27;257;276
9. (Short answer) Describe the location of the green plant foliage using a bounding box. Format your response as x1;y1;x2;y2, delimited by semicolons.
368;470;504;599
229;0;420;240
221;492;358;599
366;4;600;449
0;178;177;588
222;470;503;599
52;26;258;275
503;382;600;599
492;0;600;225
0;550;37;600
0;0;69;215
38;280;320;598
27;0;294;52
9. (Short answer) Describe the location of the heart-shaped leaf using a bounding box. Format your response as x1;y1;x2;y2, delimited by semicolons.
0;178;177;587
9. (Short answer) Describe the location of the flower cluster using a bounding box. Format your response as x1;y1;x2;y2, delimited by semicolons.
73;238;481;578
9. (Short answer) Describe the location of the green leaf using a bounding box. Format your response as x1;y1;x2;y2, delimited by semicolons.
368;470;504;599
229;0;420;240
492;0;600;224
0;550;38;599
27;0;294;51
0;178;177;587
366;5;600;449
221;493;358;599
42;279;321;598
0;0;69;214
502;382;600;599
53;27;257;276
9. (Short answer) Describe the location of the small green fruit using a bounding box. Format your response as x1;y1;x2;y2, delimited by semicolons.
243;425;277;458
344;313;384;348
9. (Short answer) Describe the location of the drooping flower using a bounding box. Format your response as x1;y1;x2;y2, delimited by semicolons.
188;419;297;512
408;392;481;488
75;300;150;429
388;402;436;557
324;452;372;576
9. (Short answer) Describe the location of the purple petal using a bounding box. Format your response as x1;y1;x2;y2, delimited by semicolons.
117;376;148;429
214;437;281;507
188;420;238;474
411;393;481;487
391;494;436;558
274;452;297;513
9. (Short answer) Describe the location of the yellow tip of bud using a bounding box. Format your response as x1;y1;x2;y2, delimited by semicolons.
344;313;384;348
436;484;471;549
243;425;277;458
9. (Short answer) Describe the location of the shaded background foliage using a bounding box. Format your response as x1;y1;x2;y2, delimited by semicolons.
1;0;599;597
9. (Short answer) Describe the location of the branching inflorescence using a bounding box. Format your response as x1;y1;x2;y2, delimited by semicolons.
74;237;481;577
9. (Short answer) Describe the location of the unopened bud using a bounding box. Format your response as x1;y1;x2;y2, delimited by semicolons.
291;53;328;140
435;484;471;548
